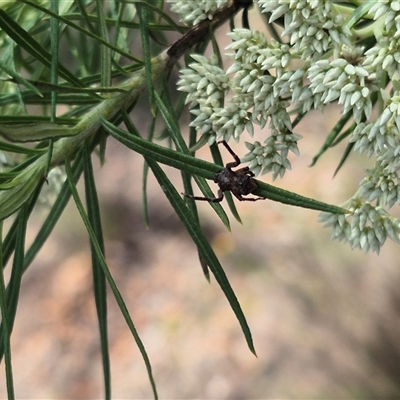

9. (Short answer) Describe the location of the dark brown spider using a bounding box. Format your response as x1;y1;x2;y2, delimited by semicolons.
184;140;266;203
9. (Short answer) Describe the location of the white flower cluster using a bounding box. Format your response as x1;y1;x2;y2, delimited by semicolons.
319;200;400;253
326;98;400;252
167;0;227;25
177;53;231;140
307;56;372;122
369;1;400;32
178;28;301;178
358;166;400;209
171;0;400;251
226;30;293;129
350;92;400;161
241;132;301;179
258;0;352;58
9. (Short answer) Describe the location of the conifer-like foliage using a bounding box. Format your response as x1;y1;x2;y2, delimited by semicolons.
0;0;397;398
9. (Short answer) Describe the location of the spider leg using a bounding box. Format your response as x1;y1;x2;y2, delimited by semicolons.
182;189;224;203
217;140;241;168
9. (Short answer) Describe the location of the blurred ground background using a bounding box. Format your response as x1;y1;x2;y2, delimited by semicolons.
2;5;400;400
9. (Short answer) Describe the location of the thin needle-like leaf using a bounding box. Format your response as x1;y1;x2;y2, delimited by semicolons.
0;221;15;400
83;144;111;400
309;110;353;167
114;112;256;352
122;110;156;227
146;158;257;355
65;157;158;400
333;141;355;177
102;119;348;215
96;0;112;87
19;0;142;63
1;204;28;338
46;0;59;175
137;2;156;115
24;156;83;269
0;9;84;88
0;60;43;97
0;188;43;363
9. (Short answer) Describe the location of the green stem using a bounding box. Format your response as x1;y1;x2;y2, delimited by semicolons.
49;55;169;168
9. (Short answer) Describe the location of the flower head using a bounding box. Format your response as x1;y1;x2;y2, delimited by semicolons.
319;200;400;253
167;0;228;25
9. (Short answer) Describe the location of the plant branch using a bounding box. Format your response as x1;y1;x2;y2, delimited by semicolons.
0;0;249;220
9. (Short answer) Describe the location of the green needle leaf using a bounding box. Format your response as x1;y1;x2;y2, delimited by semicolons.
0;220;15;400
65;157;158;400
19;0;142;63
310;111;352;167
0;122;78;143
0;9;84;88
102;119;348;215
137;2;156;115
140;154;257;355
83;144;110;400
24;155;83;269
0;161;45;221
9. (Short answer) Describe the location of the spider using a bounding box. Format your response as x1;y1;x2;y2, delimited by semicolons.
183;140;267;203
